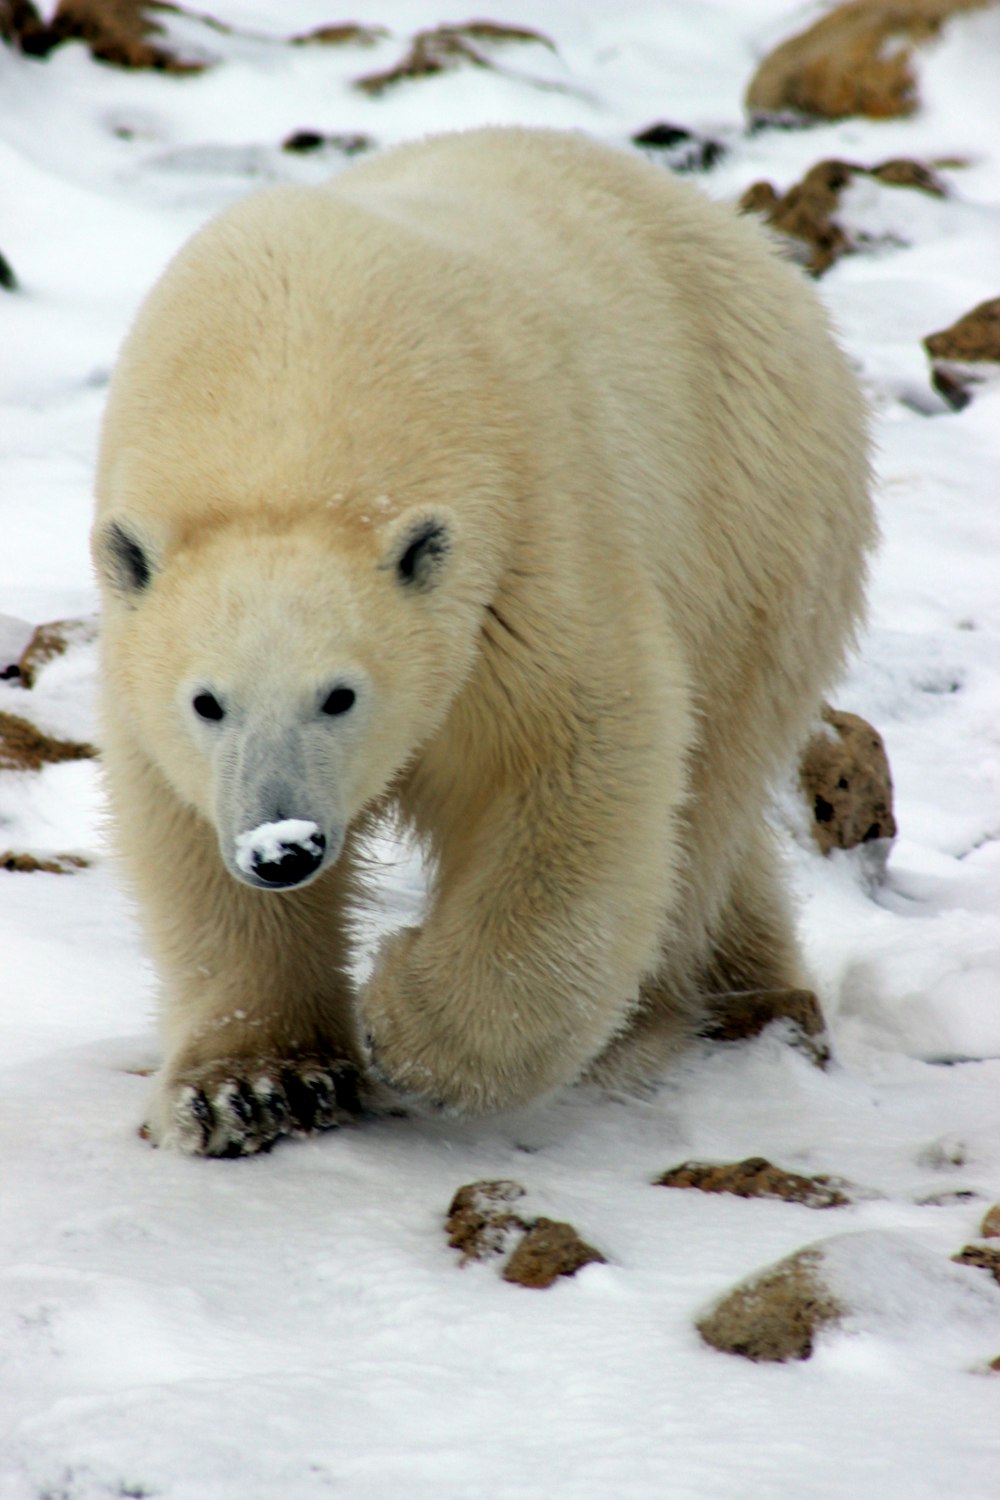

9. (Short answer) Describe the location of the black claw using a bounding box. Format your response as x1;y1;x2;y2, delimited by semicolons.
188;1089;214;1148
330;1063;362;1116
282;1069;319;1133
259;1083;290;1132
308;1072;335;1112
228;1080;260;1128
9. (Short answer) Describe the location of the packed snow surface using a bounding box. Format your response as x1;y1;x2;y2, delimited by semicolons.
2;3;1000;1498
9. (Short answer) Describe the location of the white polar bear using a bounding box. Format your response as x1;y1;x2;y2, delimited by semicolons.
92;128;874;1155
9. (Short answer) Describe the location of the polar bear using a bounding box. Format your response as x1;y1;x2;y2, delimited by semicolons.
93;127;874;1156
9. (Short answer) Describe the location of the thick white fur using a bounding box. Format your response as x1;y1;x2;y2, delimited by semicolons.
93;127;874;1148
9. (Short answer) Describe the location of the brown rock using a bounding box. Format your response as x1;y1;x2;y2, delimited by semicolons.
445;1180;529;1263
800;707;897;854
502;1218;607;1289
741;159;855;275
697;1248;843;1362
291;23;388;47
745;0;992;122
0;0;51;52
355;21;554;96
446;1180;606;1287
700;988;830;1067
870;158;947;194
740;157;947;275
953;1244;1000;1286
281;130;373;157
0;850;89;873
924;297;1000;409
631;122;725;173
981;1205;1000;1239
37;0;210;71
17;615;98;688
655;1156;852;1209
0;710;96;772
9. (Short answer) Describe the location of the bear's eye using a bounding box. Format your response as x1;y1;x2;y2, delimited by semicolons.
395;520;449;590
192;692;225;722
321;686;356;716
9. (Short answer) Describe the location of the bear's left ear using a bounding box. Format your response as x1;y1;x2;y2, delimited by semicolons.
385;515;451;592
93;518;159;600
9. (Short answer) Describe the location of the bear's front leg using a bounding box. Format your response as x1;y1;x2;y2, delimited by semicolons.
359;782;674;1114
146;844;369;1155
112;751;369;1156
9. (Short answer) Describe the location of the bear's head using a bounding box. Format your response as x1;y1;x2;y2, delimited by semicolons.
92;498;489;891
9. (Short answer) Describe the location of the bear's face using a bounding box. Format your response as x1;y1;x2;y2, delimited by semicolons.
93;505;479;890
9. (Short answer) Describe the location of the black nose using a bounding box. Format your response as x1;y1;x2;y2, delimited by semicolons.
251;834;327;888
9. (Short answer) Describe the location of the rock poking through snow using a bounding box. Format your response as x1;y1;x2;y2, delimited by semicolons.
800;706;897;855
980;1205;1000;1239
0;850;89;873
655;1157;854;1209
739;157;947;275
355;22;555;96
17;616;99;689
953;1244;1000;1286
697;1246;842;1362
446;1180;606;1288
745;0;994;122
923;296;1000;409
445;1180;530;1263
0;709;96;771
502;1219;607;1289
698;1231;1000;1363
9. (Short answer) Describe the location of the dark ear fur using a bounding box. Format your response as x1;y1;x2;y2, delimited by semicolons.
97;520;154;597
393;519;450;590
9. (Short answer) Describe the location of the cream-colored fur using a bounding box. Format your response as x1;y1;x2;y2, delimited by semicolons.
93;127;874;1154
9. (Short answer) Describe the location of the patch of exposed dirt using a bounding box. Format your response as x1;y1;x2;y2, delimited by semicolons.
655;1157;853;1209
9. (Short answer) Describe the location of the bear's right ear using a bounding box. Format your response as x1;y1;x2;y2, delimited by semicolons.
94;520;156;599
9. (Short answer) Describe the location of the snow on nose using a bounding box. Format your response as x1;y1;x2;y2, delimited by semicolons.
234;819;326;889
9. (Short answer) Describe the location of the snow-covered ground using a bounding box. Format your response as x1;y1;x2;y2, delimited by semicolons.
2;3;999;1496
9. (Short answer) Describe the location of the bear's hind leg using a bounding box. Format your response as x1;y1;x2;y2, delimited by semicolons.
587;830;808;1092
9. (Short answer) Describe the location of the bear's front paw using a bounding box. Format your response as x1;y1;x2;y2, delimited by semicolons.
361;927;487;1116
148;1056;362;1157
